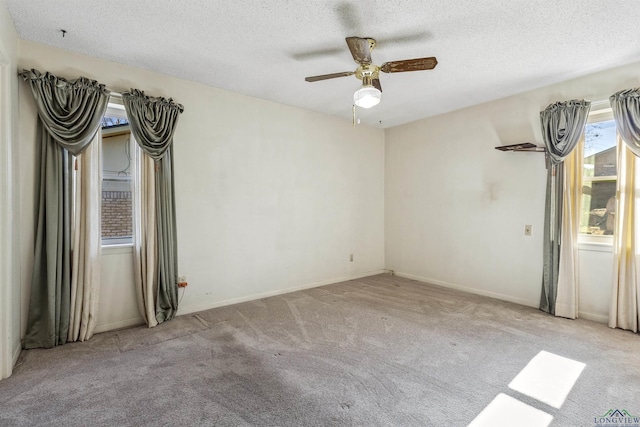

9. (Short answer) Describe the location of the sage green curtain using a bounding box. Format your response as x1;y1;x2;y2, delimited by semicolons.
539;99;590;314
611;89;640;156
609;89;640;331
540;162;564;314
122;89;183;324
20;69;109;348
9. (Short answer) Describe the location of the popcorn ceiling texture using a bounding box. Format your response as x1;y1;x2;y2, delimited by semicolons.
6;0;640;127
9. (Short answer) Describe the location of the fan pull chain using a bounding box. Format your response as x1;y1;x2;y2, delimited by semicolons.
352;105;361;127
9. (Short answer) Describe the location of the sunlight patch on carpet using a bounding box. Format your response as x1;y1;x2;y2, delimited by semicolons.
468;393;553;427
508;350;586;409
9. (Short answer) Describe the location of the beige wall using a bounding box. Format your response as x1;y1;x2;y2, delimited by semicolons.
0;0;21;378
18;40;386;333
14;20;639;351
385;59;640;322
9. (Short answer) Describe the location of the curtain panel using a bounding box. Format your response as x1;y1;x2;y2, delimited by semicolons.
19;69;109;348
609;88;640;332
132;148;159;327
554;142;582;318
609;141;639;332
122;89;184;325
68;135;102;342
539;99;591;315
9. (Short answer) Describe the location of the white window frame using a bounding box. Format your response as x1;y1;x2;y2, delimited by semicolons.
578;106;616;249
101;100;134;248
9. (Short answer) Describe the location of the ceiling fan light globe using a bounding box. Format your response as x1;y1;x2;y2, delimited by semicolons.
353;85;381;109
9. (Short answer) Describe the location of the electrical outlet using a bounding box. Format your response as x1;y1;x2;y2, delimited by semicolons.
178;275;187;283
524;225;532;236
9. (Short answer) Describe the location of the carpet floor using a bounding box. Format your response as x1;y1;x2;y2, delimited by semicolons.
1;274;639;426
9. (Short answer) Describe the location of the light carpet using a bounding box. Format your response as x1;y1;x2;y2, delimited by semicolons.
1;274;639;426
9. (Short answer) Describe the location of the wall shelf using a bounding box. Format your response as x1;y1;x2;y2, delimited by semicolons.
495;142;546;152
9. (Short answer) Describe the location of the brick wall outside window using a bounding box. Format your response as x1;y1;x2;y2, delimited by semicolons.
101;191;132;238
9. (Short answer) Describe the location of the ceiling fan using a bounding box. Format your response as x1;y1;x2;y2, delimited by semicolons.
305;37;438;109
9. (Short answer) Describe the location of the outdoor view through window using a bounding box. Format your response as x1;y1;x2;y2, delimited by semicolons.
580;118;617;236
101;115;132;245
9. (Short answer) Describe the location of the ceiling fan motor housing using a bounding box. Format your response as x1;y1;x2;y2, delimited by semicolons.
356;64;380;81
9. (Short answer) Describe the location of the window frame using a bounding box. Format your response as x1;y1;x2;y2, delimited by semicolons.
101;100;134;248
578;106;616;248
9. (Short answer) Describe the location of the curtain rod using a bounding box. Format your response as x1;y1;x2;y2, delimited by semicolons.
19;70;184;112
19;70;124;97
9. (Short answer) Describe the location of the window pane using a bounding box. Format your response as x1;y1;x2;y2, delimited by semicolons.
580;180;616;235
102;119;132;245
101;116;129;128
584;120;617;178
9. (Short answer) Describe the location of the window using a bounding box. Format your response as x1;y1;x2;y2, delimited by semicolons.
101;102;133;246
579;108;617;238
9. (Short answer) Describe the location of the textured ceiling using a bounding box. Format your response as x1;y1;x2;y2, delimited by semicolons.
6;0;640;128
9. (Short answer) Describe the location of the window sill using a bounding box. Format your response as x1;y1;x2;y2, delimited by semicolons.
102;244;133;255
578;239;613;253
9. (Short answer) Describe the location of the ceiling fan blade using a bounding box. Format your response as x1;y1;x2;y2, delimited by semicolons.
372;78;382;92
346;37;372;65
305;71;355;82
381;57;438;73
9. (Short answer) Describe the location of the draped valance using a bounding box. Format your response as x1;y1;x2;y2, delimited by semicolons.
610;88;640;157
540;99;591;165
19;69;110;156
122;89;184;161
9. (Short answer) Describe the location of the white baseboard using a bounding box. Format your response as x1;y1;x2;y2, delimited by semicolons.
87;270;612;333
93;270;389;332
94;317;144;334
578;311;608;324
393;272;609;324
177;269;389;317
393;271;540;309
